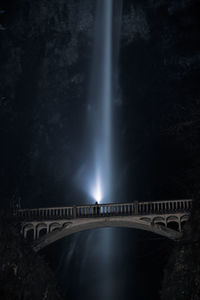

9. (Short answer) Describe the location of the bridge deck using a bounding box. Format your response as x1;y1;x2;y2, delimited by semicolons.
14;199;192;220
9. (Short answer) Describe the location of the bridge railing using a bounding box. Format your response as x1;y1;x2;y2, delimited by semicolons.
14;199;192;220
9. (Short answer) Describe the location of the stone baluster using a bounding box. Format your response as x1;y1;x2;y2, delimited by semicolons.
73;206;76;218
130;204;133;215
155;203;158;212
163;202;165;211
134;202;137;215
101;206;104;215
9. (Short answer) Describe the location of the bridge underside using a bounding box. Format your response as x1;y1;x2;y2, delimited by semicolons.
31;215;184;252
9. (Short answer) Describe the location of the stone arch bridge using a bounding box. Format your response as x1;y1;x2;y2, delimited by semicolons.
14;199;192;252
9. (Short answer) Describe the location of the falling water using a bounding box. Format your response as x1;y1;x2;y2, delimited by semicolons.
56;1;123;299
84;1;123;299
87;0;113;202
60;1;123;299
88;0;122;204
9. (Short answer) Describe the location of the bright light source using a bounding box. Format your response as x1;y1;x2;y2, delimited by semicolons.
90;171;102;203
95;176;102;202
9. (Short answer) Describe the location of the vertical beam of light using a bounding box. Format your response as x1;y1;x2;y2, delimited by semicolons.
59;1;123;299
89;0;113;203
59;2;123;300
82;1;123;300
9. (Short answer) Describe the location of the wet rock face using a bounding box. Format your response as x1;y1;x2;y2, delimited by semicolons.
0;0;96;207
161;194;200;300
121;3;200;298
118;0;200;201
1;0;199;205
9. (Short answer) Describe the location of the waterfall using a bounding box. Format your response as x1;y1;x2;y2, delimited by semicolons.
82;1;123;299
60;1;123;299
87;0;122;204
87;0;113;203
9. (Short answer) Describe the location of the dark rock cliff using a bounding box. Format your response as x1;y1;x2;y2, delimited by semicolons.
0;210;63;300
0;0;199;299
161;195;200;300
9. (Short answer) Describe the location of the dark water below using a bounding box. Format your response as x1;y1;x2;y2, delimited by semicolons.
43;227;172;300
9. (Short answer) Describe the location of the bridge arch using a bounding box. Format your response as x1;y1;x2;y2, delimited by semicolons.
152;216;166;227
180;215;189;223
36;223;47;238
180;215;189;229
23;224;34;239
166;216;179;223
32;217;182;252
49;222;62;232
